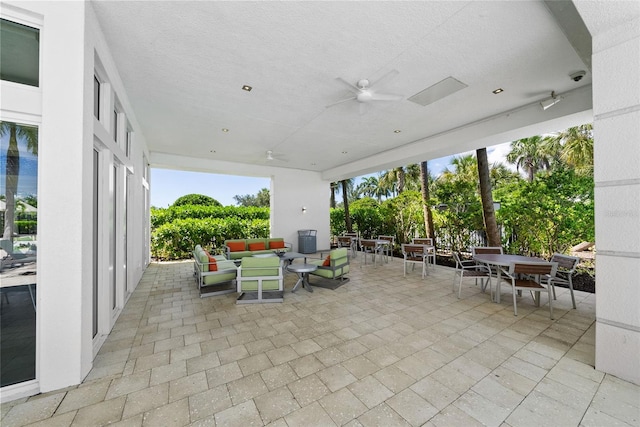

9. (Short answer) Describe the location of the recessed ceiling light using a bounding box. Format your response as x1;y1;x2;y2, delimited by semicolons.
242;85;252;91
221;128;229;132
394;129;401;133
492;88;504;94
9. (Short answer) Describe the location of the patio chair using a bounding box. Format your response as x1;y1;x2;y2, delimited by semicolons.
308;247;350;284
452;251;491;298
377;235;395;262
360;239;380;266
344;232;359;257
500;261;558;319
236;256;284;304
401;244;429;278
412;238;436;267
471;246;503;275
337;236;356;258
547;253;580;309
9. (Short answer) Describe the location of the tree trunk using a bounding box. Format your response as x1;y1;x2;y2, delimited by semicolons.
3;124;20;241
330;183;336;208
476;148;501;246
397;168;405;194
419;161;435;240
341;180;352;233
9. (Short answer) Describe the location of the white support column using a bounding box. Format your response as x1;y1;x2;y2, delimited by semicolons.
576;3;640;385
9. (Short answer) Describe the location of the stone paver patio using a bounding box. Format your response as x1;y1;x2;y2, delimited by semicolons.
2;255;639;426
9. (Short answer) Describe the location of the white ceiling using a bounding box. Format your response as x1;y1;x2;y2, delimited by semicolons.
90;1;593;180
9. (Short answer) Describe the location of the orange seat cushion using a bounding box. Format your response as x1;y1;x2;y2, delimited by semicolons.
206;253;218;271
323;256;331;266
269;241;286;249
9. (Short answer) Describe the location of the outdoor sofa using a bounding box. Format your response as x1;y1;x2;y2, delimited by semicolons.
223;238;292;260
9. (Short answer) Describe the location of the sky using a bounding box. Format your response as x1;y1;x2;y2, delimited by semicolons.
150;141;516;208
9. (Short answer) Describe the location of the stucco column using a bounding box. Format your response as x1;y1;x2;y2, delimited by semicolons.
576;3;640;385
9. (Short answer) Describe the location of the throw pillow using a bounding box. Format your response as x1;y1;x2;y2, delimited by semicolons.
248;242;266;251
322;255;331;266
207;253;218;271
227;241;245;252
269;240;286;249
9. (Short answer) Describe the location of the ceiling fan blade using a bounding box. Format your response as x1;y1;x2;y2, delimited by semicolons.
369;69;399;88
325;95;356;108
370;92;403;101
335;77;361;94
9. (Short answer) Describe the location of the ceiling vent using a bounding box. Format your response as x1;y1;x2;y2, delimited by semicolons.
408;77;468;106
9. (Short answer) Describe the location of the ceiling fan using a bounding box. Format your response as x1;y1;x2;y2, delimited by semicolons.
327;69;403;114
263;150;287;163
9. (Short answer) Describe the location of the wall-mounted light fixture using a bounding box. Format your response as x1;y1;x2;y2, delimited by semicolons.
302;206;307;214
493;201;501;211
540;91;562;110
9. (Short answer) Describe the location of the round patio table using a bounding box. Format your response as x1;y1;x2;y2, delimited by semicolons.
287;263;317;293
472;253;546;303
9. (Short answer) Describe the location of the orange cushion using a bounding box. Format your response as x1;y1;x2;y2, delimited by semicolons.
248;242;266;251
322;256;331;266
207;253;218;271
227;241;245;252
269;241;285;249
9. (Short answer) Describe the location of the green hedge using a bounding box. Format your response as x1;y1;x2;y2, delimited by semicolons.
151;216;269;260
15;220;37;234
151;205;269;229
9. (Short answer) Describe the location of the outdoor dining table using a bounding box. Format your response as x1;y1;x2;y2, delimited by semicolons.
472;253;546;303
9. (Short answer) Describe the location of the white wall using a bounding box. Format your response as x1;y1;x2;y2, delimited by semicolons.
575;2;640;385
271;170;331;252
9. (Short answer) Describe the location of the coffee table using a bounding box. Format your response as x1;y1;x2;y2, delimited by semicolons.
287;263;317;292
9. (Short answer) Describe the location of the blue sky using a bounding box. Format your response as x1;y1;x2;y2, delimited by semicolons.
150;141;515;207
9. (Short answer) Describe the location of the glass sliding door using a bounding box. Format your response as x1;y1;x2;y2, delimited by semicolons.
0;121;38;387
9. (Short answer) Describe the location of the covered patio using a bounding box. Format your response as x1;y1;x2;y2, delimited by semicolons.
3;259;638;426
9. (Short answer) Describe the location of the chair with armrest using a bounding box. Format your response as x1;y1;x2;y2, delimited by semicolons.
452;251;492;298
471;246;504;276
500;261;558;319
337;236;356;259
236;256;284;304
377;235;395;262
548;253;580;309
308;248;350;283
344;232;359;257
412;238;435;267
401;244;428;278
359;239;380;266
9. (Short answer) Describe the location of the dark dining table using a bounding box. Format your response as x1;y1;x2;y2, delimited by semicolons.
472;253;546;303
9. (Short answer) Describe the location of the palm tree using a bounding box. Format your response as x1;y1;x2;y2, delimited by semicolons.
419;161;435;240
330;182;339;208
357;176;381;201
476;148;500;246
404;164;421;192
1;121;38;241
506;135;554;182
340;179;354;232
556;124;594;175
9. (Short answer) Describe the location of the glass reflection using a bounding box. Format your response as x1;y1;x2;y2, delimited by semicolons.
1;121;38;387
